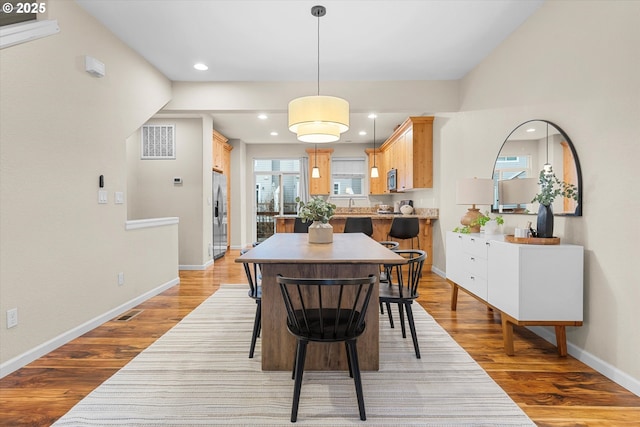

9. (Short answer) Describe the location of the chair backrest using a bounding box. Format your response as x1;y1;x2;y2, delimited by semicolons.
293;217;311;233
343;217;374;237
388;217;420;240
386;250;426;299
276;275;377;342
240;248;260;298
379;240;399;249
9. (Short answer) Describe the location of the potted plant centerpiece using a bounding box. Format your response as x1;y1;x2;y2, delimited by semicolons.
296;196;336;243
453;212;503;234
531;166;578;238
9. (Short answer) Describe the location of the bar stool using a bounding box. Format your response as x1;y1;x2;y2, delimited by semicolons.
293;217;310;233
387;216;420;249
343;217;373;237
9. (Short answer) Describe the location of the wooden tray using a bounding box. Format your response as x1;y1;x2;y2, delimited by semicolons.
505;235;560;245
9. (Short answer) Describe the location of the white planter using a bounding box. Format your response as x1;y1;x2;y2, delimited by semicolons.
308;221;333;244
483;219;502;235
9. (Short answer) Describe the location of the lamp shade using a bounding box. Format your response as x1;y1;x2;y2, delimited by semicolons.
499;178;539;205
288;95;349;143
456;178;494;206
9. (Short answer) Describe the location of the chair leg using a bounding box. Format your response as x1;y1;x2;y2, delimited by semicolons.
380;301;384;314
405;303;421;359
345;342;353;378
385;302;394;328
291;340;308;422
291;341;299;380
346;340;366;421
398;303;407;338
249;300;261;358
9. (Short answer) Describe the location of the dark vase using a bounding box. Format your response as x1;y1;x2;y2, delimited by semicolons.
537;204;554;238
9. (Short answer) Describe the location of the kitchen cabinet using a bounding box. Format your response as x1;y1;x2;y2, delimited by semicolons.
364;148;386;194
446;232;583;356
380;116;433;191
212;130;233;247
305;147;333;195
212;130;232;173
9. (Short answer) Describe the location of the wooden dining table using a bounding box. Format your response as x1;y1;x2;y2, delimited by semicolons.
236;233;406;371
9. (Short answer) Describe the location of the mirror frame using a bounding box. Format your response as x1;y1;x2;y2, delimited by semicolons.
491;119;583;216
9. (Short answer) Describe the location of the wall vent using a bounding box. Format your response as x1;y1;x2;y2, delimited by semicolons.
115;309;143;322
141;124;175;159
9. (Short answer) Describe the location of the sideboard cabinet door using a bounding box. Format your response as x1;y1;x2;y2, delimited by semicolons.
487;240;583;321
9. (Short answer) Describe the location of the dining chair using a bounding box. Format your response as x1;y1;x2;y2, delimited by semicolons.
293;217;311;233
387;216;420;248
240;248;261;359
379;249;426;358
276;274;377;422
343;216;374;237
378;241;399;314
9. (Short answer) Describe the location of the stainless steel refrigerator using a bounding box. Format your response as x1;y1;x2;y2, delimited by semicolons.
212;171;227;259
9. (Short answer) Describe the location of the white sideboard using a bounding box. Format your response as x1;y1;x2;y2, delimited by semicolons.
446;231;584;356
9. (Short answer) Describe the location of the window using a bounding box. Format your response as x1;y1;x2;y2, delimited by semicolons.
331;157;365;196
141;125;175;159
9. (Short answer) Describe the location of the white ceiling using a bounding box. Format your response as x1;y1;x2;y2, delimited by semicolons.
76;0;543;144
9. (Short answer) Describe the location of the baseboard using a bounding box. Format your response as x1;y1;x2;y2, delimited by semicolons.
0;277;180;379
179;259;214;271
431;266;445;278
528;326;640;397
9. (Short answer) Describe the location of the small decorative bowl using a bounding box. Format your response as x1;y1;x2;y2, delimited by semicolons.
400;205;413;215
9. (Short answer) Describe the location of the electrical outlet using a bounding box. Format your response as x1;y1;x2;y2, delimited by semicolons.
7;308;18;328
118;272;125;286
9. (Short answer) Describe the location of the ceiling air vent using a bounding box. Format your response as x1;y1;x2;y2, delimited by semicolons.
141;124;175;159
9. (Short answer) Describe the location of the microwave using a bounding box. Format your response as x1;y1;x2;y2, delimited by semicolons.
387;168;397;192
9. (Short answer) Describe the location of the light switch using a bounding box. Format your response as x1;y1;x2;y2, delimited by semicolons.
98;190;108;204
115;191;124;204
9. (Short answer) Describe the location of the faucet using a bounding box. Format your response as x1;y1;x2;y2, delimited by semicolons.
348;198;355;208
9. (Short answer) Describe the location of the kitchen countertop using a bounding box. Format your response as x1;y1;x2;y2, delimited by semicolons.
275;207;439;220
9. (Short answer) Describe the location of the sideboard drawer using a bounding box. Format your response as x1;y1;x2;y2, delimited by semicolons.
463;235;488;259
464;255;487;279
462;273;487;300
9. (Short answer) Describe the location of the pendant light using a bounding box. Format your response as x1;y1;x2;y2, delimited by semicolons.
370;113;379;178
288;5;349;143
311;144;321;178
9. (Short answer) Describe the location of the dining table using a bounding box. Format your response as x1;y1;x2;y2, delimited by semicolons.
236;232;406;371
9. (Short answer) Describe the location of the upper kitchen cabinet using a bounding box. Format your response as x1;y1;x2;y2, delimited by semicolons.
305;147;333;195
212;130;232;173
365;147;387;195
381;116;434;191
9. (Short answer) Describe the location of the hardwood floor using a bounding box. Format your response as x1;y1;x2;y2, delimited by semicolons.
1;250;638;426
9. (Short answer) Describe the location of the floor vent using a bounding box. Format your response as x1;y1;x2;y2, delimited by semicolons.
115;309;143;322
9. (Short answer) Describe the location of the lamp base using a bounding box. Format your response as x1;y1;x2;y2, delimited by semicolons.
461;208;483;233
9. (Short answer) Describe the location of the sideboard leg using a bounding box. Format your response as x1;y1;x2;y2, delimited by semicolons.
501;315;515;356
555;325;568;357
450;283;459;311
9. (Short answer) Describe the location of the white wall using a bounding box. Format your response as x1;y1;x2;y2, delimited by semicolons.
127;117;212;268
434;0;640;393
0;1;176;372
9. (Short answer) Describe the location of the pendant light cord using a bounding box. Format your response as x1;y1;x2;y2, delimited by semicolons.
316;9;320;96
373;116;377;167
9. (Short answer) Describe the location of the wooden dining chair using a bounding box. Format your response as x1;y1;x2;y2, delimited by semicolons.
379;249;426;358
240;248;261;359
378;241;399;314
276;274;377;422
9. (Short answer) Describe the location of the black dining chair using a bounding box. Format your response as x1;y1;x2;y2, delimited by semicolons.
378;241;399;314
379;249;426;359
240;248;261;359
293;217;311;233
343;217;374;237
276;274;377;422
387;216;420;248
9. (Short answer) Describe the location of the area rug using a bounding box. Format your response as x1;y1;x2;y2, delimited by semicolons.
53;285;535;426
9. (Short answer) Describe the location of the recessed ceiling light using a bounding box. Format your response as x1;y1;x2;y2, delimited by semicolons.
258;114;268;120
359;131;367;136
270;131;278;136
526;127;536;132
193;63;208;71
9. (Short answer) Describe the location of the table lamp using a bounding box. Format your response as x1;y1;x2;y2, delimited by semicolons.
498;178;539;213
456;178;494;232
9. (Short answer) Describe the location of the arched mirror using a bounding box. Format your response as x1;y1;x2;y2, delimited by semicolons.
491;120;582;216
